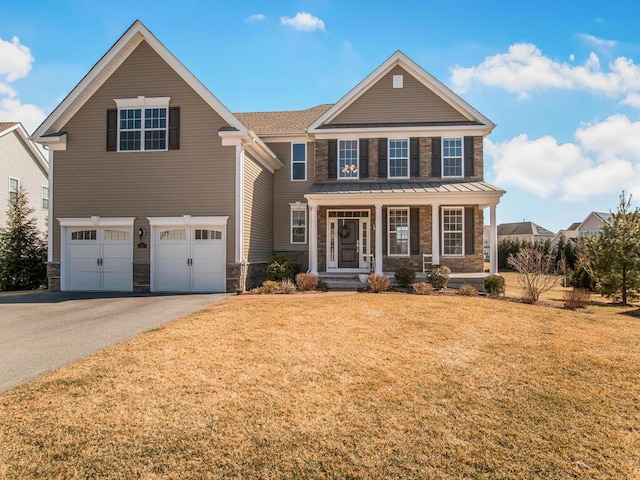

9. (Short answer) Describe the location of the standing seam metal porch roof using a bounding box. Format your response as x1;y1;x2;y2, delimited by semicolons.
307;181;505;195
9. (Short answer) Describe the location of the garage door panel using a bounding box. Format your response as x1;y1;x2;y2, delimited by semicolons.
68;271;101;291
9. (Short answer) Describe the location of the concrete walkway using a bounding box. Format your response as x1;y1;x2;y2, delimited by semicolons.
0;291;229;393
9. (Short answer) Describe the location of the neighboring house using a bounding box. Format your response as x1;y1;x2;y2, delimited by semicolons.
577;212;610;238
33;20;505;293
497;221;555;244
0;122;49;233
551;221;580;246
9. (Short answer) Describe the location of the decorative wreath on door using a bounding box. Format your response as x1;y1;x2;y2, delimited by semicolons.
338;224;351;239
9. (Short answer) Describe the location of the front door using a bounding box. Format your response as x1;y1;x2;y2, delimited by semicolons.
338;219;359;268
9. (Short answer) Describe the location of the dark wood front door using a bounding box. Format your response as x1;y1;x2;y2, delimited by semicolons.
338;219;359;268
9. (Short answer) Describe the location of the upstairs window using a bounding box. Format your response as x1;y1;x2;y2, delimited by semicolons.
9;177;19;204
338;139;358;179
388;138;409;179
113;97;171;152
42;186;49;209
291;143;307;181
442;137;463;177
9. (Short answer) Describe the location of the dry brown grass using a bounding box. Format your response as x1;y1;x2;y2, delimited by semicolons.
0;293;638;479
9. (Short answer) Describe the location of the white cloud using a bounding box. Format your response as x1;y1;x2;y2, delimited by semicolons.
621;92;640;108
487;115;640;201
0;36;45;134
451;42;640;102
569;53;575;62
0;36;33;82
245;13;265;23
578;33;617;48
280;12;325;32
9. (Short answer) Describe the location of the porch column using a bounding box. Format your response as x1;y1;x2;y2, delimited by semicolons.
489;203;498;274
309;203;318;275
431;203;440;265
375;203;383;274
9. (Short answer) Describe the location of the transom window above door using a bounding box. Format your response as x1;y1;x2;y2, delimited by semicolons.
338;139;359;179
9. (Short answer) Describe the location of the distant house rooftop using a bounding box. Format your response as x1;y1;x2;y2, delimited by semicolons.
497;221;554;237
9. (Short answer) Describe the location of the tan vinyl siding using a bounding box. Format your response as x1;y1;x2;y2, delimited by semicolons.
0;131;48;233
270;141;314;251
51;40;236;264
243;152;273;262
328;66;469;125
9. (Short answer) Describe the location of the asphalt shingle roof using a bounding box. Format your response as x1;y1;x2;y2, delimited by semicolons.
235;104;333;135
0;122;18;133
497;221;554;237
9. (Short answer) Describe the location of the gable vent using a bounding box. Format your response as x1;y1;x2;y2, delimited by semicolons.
393;74;404;88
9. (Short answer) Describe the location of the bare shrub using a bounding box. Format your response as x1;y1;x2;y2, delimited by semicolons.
260;280;280;294
508;248;558;303
563;289;591;310
413;282;434;295
295;273;318;291
368;274;390;293
458;284;478;296
278;279;297;294
427;265;451;290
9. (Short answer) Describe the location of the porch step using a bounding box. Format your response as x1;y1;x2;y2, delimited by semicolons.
318;273;367;291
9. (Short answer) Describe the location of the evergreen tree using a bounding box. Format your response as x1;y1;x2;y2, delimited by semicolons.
0;186;47;290
583;192;640;306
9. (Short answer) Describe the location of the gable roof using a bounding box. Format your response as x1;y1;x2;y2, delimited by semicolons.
0;122;49;175
235;104;332;136
308;50;495;133
566;221;581;231
497;222;554;237
33;20;248;143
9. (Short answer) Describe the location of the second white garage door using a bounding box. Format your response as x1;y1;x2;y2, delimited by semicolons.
152;220;227;293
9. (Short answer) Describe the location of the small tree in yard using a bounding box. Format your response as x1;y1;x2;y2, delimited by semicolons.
582;192;640;306
507;247;558;303
0;186;47;290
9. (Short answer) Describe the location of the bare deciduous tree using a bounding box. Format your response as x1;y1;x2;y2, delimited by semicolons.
507;247;558;303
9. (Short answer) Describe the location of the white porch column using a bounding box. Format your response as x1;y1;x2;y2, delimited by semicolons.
431;204;440;265
309;203;318;275
375;203;383;274
489;203;498;274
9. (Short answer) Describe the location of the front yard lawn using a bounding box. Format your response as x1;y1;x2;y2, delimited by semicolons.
0;293;638;479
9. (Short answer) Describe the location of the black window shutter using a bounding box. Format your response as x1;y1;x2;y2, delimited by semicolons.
168;107;180;150
359;139;369;178
410;207;420;255
464;136;474;176
378;138;388;178
106;109;117;151
410;137;420;177
382;207;387;255
328;139;337;179
465;207;475;255
431;137;441;177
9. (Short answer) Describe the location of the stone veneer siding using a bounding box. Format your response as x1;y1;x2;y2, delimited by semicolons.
314;137;484;182
133;263;150;292
274;250;309;273
47;262;61;292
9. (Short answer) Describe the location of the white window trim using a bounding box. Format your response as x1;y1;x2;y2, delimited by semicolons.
338;139;359;180
290;203;308;244
8;177;19;202
387;207;410;257
291;142;307;182
442;137;464;179
42;185;49;210
441;206;465;257
388;137;410;179
115;96;171;153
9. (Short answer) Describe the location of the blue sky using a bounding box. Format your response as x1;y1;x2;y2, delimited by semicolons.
2;0;640;231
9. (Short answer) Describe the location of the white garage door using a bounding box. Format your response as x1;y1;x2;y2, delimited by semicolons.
66;227;133;291
154;226;226;292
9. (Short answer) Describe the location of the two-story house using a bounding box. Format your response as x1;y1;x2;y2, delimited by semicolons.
0;122;49;233
33;20;504;293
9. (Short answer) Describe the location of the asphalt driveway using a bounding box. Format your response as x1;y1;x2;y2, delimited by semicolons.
0;291;229;393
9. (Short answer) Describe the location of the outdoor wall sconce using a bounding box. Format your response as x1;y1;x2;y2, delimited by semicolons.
138;227;147;248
